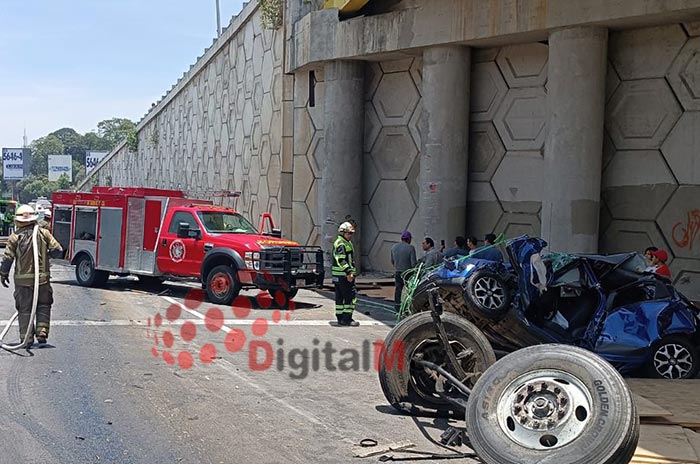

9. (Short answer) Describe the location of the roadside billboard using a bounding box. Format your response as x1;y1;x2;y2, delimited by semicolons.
48;154;73;182
85;151;109;173
2;148;28;180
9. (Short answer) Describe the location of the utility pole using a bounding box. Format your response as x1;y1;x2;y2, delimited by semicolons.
215;0;221;37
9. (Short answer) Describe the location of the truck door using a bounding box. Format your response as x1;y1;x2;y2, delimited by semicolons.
156;210;206;277
97;207;123;269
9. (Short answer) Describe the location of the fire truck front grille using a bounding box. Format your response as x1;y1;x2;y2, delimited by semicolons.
259;247;317;274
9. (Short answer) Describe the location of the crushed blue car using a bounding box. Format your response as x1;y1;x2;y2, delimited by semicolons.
406;235;700;380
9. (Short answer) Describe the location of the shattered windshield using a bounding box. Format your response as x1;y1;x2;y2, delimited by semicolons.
197;211;258;234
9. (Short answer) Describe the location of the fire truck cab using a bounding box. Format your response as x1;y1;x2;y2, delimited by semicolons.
52;187;324;304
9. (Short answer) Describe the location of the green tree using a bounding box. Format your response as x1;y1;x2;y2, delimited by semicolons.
83;131;112;152
72;160;85;185
30;135;64;177
56;174;71;190
50;128;85;163
97;118;136;149
16;176;58;203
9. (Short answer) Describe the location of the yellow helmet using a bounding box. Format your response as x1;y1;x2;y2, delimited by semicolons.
338;221;355;234
15;204;38;224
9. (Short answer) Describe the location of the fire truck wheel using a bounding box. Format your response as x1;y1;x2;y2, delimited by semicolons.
206;265;241;305
75;254;109;287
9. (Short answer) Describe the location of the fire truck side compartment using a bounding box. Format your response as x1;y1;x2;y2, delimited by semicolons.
52;206;73;252
73;207;97;264
97;207;123;270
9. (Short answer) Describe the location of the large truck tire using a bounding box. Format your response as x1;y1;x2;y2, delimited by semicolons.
466;344;639;464
75;254;109;287
378;311;496;416
205;264;242;305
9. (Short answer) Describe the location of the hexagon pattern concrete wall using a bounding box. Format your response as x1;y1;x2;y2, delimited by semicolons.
84;14;700;299
92;7;284;226
466;45;547;244
356;45;548;272
603;24;700;297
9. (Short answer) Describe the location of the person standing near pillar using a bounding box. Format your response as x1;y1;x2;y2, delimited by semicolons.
331;221;359;327
391;230;417;311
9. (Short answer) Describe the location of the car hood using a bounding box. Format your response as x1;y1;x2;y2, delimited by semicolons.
209;234;300;251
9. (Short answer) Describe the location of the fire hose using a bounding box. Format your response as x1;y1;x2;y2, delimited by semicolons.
0;224;40;351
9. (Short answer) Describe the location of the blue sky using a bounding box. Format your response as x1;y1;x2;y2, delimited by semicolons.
0;0;246;147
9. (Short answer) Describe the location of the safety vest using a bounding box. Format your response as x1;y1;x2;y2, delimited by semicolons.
332;235;355;277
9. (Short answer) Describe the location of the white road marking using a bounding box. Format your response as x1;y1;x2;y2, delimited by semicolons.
159;295;326;427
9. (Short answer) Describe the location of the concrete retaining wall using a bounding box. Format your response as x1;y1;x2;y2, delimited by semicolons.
83;3;286;226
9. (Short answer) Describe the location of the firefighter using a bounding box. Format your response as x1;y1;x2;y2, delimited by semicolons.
38;209;52;230
332;221;359;326
0;205;63;347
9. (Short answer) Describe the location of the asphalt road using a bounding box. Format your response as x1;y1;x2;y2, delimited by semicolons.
0;265;472;464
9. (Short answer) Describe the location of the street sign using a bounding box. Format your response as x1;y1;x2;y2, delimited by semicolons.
48;154;73;182
85;151;109;173
2;148;26;180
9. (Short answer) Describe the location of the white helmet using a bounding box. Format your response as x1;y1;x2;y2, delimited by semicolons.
338;221;355;234
15;204;38;223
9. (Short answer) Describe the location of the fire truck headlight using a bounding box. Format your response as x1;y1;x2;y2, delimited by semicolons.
245;252;261;270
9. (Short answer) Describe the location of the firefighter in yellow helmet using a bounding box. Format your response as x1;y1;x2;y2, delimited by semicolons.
332;221;359;326
0;205;63;347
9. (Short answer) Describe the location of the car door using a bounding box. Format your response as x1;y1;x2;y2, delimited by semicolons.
156;210;206;277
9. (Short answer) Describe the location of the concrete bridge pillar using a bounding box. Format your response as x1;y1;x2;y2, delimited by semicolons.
419;45;471;247
321;60;365;264
542;27;608;253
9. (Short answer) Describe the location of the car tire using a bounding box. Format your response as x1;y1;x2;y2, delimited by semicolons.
205;264;241;305
463;268;512;320
466;344;639;464
644;335;700;379
378;311;496;416
75;254;109;287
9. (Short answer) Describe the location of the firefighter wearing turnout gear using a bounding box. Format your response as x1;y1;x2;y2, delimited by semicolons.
332;222;359;326
0;205;63;347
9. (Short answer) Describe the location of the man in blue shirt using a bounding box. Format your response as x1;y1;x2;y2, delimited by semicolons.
472;233;503;262
443;236;469;259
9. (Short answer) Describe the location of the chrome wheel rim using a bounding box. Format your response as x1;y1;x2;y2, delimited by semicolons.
473;276;505;310
654;343;693;379
496;370;592;451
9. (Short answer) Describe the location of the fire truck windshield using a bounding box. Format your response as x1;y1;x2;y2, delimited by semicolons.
196;211;258;234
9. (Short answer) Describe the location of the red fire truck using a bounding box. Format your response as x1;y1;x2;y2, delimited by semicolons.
51;187;324;304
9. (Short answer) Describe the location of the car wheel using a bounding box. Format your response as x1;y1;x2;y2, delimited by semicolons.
645;335;700;379
206;265;241;305
378;311;496;416
466;344;639;464
75;254;109;287
463;268;513;320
